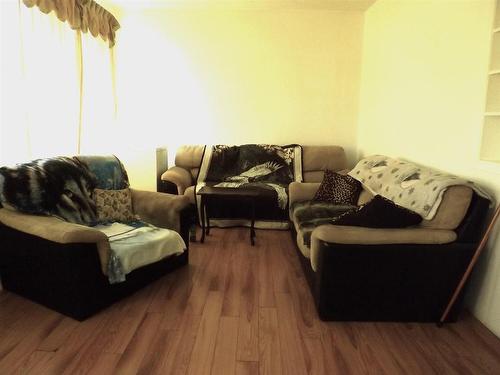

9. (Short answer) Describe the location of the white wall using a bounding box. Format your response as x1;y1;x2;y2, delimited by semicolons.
358;0;500;336
108;4;364;189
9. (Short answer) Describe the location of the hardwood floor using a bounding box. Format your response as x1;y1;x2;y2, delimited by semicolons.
1;228;500;374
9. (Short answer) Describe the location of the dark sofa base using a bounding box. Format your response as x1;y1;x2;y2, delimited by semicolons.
290;194;490;323
291;228;476;323
0;210;192;321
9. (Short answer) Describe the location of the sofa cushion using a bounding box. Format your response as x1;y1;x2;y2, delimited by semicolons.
175;145;204;170
302;145;347;176
333;195;422;228
303;171;326;182
94;188;136;223
291;200;355;247
313;170;361;205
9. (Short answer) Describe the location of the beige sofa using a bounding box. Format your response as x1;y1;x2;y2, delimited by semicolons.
160;145;348;230
288;156;491;322
160;144;348;203
290;183;473;272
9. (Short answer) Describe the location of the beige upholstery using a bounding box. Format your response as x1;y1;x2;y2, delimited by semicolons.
0;208;111;274
131;189;190;233
303;171;325;183
163;145;347;204
183;185;196;205
296;230;311;259
302;146;347;182
310;225;457;271
420;186;472;230
190;168;200;180
289;182;320;206
174;145;204;170
357;188;374;205
0;190;190;275
161;166;193;195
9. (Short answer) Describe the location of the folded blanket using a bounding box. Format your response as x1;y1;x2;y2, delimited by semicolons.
95;222;186;284
349;155;492;220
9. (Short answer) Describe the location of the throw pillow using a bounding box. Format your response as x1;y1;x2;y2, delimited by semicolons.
332;195;422;228
94;188;136;223
313;169;362;205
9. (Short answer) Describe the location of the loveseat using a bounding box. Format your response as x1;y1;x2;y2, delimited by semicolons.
289;155;491;322
0;156;192;320
160;144;346;228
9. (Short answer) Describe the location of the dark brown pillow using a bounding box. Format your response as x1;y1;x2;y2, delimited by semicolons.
332;195;422;228
313;169;362;205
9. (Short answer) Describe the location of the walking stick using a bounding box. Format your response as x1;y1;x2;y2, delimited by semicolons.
439;203;500;325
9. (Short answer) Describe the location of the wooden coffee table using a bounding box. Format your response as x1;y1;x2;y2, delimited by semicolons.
197;186;261;246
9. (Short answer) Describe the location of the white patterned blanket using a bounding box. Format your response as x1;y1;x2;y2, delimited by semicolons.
96;222;186;284
348;155;492;220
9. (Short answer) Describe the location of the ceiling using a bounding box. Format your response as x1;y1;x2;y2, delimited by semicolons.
99;0;377;12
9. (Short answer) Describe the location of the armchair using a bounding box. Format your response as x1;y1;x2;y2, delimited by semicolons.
0;156;192;320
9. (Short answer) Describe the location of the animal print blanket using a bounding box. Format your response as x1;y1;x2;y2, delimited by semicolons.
348;155;493;220
196;144;302;214
0;157;98;224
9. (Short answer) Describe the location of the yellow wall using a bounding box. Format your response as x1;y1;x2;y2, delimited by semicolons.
358;0;500;336
111;4;364;189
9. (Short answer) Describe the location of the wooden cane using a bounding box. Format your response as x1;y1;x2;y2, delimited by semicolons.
439;203;500;325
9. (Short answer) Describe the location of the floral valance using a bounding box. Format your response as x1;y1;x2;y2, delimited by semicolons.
23;0;120;47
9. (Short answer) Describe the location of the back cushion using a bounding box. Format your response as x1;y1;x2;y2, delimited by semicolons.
420;186;472;230
303;171;325;182
175;145;205;170
302;146;347;182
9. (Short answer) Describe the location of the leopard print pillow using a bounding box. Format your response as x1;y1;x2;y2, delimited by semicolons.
313;169;362;205
94;188;136;223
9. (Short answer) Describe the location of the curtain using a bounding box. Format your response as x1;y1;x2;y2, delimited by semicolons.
0;0;119;166
23;0;119;47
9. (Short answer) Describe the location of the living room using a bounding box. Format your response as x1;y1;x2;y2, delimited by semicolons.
1;0;500;373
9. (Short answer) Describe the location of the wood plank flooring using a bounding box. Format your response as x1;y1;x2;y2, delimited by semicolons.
1;228;500;374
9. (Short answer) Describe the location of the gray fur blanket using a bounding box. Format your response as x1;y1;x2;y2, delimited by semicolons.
0;157;97;224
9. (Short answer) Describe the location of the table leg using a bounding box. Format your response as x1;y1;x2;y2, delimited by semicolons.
206;204;210;236
200;196;206;243
250;197;256;246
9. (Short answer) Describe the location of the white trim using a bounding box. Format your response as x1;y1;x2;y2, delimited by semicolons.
294;145;303;182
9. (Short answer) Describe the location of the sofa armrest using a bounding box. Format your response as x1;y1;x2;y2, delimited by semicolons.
160;166;193;195
0;208;111;274
0;208;106;244
131;189;190;232
289;182;321;206
310;225;457;272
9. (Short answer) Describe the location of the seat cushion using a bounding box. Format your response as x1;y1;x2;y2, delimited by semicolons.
291;201;355;249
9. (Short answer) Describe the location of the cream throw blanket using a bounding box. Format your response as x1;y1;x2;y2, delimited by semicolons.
348;155;492;220
96;222;186;284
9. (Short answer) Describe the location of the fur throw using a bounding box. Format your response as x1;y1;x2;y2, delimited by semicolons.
0;157;97;224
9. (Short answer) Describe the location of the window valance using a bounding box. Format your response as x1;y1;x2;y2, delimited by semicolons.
23;0;120;47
